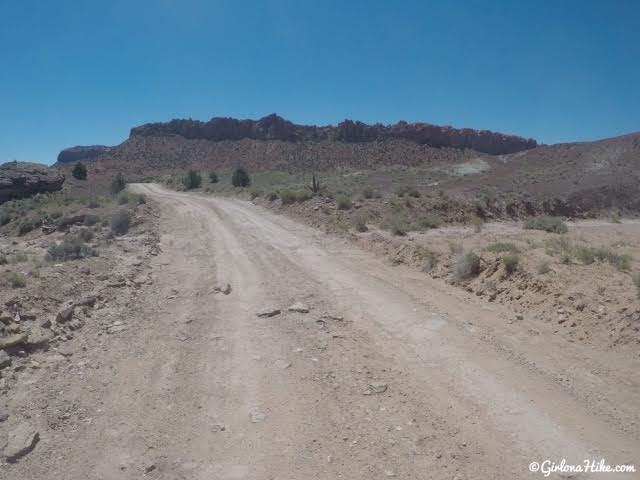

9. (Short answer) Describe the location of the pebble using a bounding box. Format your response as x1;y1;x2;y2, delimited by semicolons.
3;423;39;462
256;306;281;318
288;302;310;313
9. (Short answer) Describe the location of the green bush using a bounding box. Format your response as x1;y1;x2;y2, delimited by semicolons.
279;190;297;205
633;272;640;298
110;209;130;236
389;219;408;236
182;170;202;190
0;255;7;265
502;253;519;274
47;236;96;261
362;188;381;199
209;172;219;183
353;215;368;232
232;167;251;187
87;196;100;208
336;195;352;210
537;261;550;274
266;192;278;202
486;242;519;254
110;173;126;194
296;190;312;202
118;192;130;205
524;216;568;234
417;216;439;230
4;272;26;288
249;188;263;200
455;252;481;280
396;186;420;198
72;162;87;180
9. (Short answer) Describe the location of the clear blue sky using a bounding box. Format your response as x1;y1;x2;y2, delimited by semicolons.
1;0;639;165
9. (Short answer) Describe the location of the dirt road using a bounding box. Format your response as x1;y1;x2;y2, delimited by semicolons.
7;184;638;479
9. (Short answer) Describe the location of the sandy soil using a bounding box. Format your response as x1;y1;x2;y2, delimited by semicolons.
4;184;638;479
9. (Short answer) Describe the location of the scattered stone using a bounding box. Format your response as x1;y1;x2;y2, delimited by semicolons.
0;412;8;422
515;313;524;321
288;302;310;313
55;345;74;357
39;319;52;329
211;422;226;432
75;296;97;308
0;312;12;325
274;359;292;370
144;464;156;474
249;412;266;423
27;326;54;347
364;382;388;395
56;306;75;323
321;313;344;321
0;351;11;369
256;306;281;318
0;333;28;350
3;423;39;462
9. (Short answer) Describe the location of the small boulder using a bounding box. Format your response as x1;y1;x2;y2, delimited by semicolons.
27;326;54;347
256;306;281;318
0;312;12;325
0;350;11;369
363;382;388;395
3;423;39;462
0;333;28;350
288;302;310;313
56;306;75;323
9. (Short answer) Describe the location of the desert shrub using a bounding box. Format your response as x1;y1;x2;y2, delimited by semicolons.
9;252;28;264
336;195;352;210
132;193;146;205
78;228;94;242
449;242;464;255
87;196;100;208
117;192;130;204
182;170;202;190
0;255;7;265
536;261;551;274
279;190;297;205
389;219;408;236
18;217;39;235
455;251;481;280
0;210;11;226
249;188;263;200
502;253;519;274
594;248;632;271
232;167;251;187
47;236;95;261
486;242;519;254
633;272;640;298
422;250;438;272
110;209;130;236
574;245;595;265
362;188;377;199
110;173;126;194
472;216;485;233
72;162;87;180
524;216;568;234
209;172;219;183
417;216;439;230
396;186;420;198
295;190;312;202
353;215;368;232
266;192;278;202
4;272;26;288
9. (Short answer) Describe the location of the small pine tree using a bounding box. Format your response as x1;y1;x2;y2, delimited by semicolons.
72;162;87;180
231;167;251;187
209;172;219;183
110;173;126;194
182;170;202;190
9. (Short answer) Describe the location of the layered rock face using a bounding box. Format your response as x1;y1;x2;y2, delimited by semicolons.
56;145;111;164
130;114;537;155
0;162;65;203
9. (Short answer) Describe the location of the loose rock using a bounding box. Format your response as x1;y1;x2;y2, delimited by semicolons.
256;306;281;318
56;306;75;323
3;423;39;462
364;382;388;395
0;333;28;350
288;302;310;313
0;350;11;369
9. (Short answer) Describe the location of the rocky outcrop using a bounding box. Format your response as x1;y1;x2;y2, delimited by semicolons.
0;162;65;203
56;145;111;164
130;113;537;155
